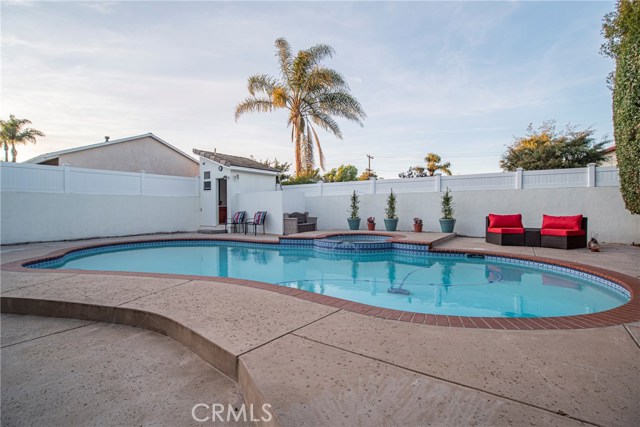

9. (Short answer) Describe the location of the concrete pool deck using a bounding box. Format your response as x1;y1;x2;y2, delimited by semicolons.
1;232;639;426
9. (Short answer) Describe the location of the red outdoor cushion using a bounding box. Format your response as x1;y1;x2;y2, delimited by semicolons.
542;214;582;230
540;228;586;237
487;227;525;235
488;214;523;228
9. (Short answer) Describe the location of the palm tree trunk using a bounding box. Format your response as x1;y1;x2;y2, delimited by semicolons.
11;143;17;162
294;132;302;175
3;143;8;162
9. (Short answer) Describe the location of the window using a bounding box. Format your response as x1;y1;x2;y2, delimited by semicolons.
204;181;211;191
204;171;211;180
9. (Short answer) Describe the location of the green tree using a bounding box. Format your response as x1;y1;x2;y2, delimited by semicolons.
398;153;451;178
385;189;398;219
500;121;608;171
323;164;358;182
235;38;366;175
0;115;45;162
602;0;640;214
254;156;292;183
281;168;322;185
358;170;378;180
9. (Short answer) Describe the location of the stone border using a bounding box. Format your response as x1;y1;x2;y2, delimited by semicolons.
2;237;639;330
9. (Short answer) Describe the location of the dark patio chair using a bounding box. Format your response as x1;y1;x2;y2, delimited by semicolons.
540;215;587;250
485;214;525;246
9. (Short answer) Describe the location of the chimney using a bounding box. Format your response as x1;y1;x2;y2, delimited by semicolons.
104;136;110;142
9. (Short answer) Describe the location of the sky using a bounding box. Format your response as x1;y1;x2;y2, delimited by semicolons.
2;0;616;178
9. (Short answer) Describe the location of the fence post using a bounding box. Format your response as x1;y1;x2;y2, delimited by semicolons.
515;168;523;190
435;174;441;192
370;177;376;194
140;170;146;195
587;163;596;187
317;180;323;196
63;164;71;193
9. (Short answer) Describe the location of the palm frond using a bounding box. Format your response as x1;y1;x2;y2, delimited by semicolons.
247;74;277;97
308;109;342;138
309;123;326;170
234;97;275;122
316;90;366;124
275;38;292;82
307;67;348;91
305;44;335;64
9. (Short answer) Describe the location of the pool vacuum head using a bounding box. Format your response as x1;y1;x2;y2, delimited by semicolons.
388;287;411;295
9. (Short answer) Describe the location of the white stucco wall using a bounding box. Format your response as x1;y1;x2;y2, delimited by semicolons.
198;156;278;227
232;190;307;235
304;187;640;243
236;191;284;235
59;136;199;177
1;192;200;244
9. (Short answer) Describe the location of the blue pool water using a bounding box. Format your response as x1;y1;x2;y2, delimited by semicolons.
30;241;629;318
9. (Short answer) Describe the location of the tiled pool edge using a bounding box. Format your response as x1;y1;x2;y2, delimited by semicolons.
2;237;639;330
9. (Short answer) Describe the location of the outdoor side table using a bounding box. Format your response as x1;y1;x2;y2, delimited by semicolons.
525;228;541;247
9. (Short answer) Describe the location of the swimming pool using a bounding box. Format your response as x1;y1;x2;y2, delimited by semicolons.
27;239;629;318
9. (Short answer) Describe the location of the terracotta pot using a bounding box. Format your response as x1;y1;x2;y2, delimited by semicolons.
413;224;423;233
367;223;376;231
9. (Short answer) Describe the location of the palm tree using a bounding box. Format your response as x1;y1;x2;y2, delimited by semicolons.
235;38;366;175
0;115;45;162
425;153;452;176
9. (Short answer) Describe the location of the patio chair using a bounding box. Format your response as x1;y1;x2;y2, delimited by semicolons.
540;215;587;250
225;211;246;233
245;211;267;235
485;214;525;246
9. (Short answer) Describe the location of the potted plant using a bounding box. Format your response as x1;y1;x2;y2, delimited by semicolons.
367;216;376;231
413;217;423;233
347;190;361;230
439;188;456;232
384;189;399;231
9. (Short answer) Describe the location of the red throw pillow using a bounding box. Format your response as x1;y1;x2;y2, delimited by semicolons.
542;215;582;230
488;214;523;228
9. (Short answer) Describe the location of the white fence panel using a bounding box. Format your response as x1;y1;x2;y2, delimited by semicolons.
0;163;64;193
282;184;320;197
376;177;437;194
522;168;587;189
145;173;199;196
69;167;141;195
595;167;619;187
0;163;198;196
321;180;370;196
441;172;515;191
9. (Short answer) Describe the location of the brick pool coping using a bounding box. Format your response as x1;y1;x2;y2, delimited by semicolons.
2;235;639;330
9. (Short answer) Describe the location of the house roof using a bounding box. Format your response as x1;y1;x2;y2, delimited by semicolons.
603;145;616;154
193;149;279;173
25;133;198;165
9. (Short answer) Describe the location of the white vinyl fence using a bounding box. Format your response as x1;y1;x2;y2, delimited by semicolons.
1;163;200;244
283;164;619;196
283;165;638;243
0;162;198;196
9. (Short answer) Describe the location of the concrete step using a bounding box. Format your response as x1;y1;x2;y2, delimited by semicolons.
197;227;227;234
